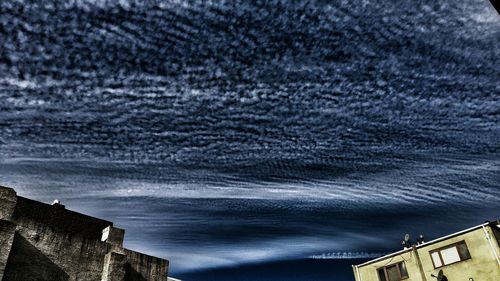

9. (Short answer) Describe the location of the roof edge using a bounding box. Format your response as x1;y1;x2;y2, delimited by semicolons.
354;221;493;268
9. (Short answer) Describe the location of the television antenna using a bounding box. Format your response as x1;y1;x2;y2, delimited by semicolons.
402;233;411;249
431;270;448;281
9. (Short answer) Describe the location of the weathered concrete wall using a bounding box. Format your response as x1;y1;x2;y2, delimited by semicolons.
13;196;112;240
102;226;125;252
0;186;16;220
124;249;169;281
102;252;127;281
0;185;169;281
3;233;70;281
0;220;16;280
6;219;111;281
8;196;113;281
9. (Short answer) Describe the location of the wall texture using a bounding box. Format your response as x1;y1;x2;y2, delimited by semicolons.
0;220;16;280
417;227;500;281
354;223;500;281
124;249;169;281
0;185;169;281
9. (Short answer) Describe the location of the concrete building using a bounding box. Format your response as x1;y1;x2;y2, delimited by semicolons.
352;221;500;281
0;185;170;281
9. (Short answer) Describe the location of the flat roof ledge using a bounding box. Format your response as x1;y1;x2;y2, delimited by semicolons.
355;221;496;268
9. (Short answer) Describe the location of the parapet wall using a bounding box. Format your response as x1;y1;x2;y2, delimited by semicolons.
0;187;16;221
0;185;169;281
13;196;112;240
6;218;111;281
124;249;169;281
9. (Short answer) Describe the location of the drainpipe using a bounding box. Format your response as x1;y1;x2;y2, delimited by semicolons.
482;225;500;266
413;245;428;281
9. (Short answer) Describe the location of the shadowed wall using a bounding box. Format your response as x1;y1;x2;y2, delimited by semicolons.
0;186;169;281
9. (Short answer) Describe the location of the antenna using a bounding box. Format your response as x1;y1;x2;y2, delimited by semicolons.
431;270;447;281
417;234;425;245
401;233;411;249
52;199;65;209
437;270;443;281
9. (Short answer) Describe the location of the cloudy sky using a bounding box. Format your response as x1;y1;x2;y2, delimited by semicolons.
0;0;499;280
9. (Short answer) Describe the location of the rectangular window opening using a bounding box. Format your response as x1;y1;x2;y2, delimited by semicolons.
377;261;409;281
398;262;408;278
429;240;471;269
378;268;387;281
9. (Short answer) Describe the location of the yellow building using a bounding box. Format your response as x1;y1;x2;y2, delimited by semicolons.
352;221;500;281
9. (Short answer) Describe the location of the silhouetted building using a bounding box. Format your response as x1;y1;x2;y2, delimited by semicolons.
0;185;169;281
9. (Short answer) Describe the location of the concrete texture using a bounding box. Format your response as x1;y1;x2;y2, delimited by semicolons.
124;249;169;281
102;252;127;281
0;221;16;280
102;226;126;253
353;222;500;281
0;187;16;221
0;185;169;281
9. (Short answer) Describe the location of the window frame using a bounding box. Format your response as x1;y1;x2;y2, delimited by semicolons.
429;240;471;269
377;261;409;281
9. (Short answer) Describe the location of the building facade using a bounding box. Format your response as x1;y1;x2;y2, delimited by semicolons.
353;221;500;281
0;185;169;281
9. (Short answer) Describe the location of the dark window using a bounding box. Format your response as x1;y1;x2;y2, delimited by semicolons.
429;240;471;268
377;262;409;281
378;268;387;281
493;225;500;249
398;262;409;278
457;242;471;260
386;265;399;281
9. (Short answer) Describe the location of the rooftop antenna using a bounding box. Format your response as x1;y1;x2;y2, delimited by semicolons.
52;199;65;209
402;234;411;249
431;270;448;281
417;234;425;245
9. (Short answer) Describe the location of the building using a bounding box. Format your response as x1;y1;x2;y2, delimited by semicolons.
0;185;170;281
352;221;500;281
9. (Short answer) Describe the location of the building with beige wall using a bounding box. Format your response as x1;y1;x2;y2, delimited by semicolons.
353;221;500;281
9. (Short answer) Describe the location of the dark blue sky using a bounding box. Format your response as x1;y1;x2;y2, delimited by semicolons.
0;1;499;280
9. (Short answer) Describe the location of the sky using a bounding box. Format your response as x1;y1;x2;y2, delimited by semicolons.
0;1;499;280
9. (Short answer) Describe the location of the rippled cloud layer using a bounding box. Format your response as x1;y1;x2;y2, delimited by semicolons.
1;0;499;168
0;0;499;277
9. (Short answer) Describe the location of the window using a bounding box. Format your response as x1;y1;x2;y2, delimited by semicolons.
377;262;409;281
492;224;500;248
429;240;471;268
